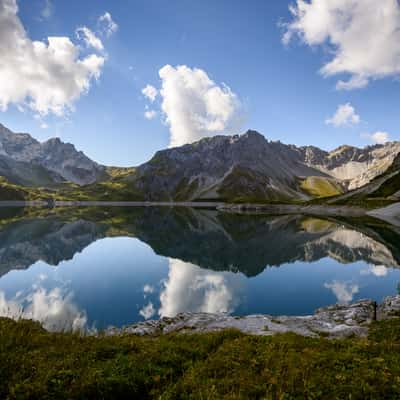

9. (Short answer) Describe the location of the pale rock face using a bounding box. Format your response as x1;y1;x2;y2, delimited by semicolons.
0;123;104;185
300;142;400;189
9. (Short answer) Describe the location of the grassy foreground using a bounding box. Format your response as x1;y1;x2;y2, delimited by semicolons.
1;318;400;399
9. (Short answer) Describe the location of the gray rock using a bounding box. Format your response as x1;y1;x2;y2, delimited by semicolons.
129;130;400;202
0;123;104;185
103;296;400;339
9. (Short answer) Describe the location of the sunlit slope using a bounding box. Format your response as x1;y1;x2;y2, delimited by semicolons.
300;176;343;198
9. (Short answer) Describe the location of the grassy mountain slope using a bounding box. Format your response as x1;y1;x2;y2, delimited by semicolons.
300;176;344;198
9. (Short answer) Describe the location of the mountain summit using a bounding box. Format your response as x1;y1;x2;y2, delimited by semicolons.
0;124;104;186
0;124;399;202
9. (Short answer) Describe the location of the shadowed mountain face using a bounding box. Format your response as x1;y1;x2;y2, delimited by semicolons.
132;131;326;201
0;208;399;278
0;123;105;186
98;131;400;202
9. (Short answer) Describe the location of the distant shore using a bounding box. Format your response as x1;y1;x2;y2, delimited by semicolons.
1;200;400;225
0;200;375;217
0;200;224;208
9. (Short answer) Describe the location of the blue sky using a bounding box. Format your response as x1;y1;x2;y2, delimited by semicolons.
1;0;399;166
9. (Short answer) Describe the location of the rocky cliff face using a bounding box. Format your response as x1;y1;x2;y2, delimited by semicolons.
0;122;399;198
299;142;400;189
0;124;105;185
133;131;328;201
129;130;400;202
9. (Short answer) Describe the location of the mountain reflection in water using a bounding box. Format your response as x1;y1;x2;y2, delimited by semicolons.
0;207;400;331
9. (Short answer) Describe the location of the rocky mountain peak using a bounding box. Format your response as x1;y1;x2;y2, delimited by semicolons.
0;123;104;185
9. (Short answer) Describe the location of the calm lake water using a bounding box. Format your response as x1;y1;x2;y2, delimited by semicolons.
0;206;399;332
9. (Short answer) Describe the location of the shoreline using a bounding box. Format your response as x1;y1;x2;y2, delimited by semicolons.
0;200;366;215
103;295;400;339
1;200;399;226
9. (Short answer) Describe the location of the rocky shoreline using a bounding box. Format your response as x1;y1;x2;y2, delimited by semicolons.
217;203;367;217
104;295;400;339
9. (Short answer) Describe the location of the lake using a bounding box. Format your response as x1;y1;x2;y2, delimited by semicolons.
0;206;399;332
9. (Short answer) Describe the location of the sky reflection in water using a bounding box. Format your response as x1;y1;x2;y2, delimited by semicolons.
0;207;400;332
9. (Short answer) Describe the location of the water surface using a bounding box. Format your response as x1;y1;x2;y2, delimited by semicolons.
0;207;399;332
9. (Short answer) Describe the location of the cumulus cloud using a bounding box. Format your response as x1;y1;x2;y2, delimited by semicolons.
144;110;157;120
157;65;244;147
0;287;88;332
98;12;118;37
324;280;359;304
142;84;158;102
361;131;390;144
283;0;400;89
76;26;104;51
325;103;360;127
0;0;105;116
158;258;245;318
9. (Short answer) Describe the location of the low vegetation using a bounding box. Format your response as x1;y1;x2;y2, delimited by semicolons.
1;317;400;399
301;176;343;198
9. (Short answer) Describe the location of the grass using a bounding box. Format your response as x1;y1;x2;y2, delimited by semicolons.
300;176;343;198
1;317;400;399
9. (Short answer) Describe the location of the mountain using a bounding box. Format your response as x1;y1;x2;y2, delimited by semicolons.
0;123;399;202
328;152;400;205
0;123;105;186
85;130;399;202
299;142;400;190
131;131;329;202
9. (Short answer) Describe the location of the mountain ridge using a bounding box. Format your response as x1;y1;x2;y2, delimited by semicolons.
0;123;105;186
0;123;399;203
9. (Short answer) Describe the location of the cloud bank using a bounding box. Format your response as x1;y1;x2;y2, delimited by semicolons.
0;0;106;116
143;65;244;147
283;0;400;89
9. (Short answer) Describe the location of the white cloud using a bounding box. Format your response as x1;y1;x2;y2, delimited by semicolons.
324;280;359;304
158;258;245;318
98;12;118;37
76;26;104;51
139;302;155;320
158;65;244;147
283;0;400;89
361;131;390;144
325;103;360;127
0;287;88;332
144;110;157;120
142;84;158;102
0;0;105;116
